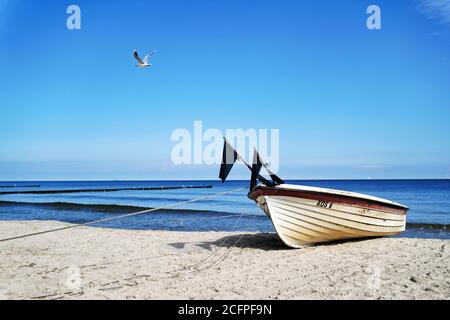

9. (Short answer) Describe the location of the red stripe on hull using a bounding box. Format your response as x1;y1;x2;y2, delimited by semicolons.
251;186;408;215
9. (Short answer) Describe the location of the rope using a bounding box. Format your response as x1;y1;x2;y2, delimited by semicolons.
0;187;247;243
156;212;257;222
184;212;259;274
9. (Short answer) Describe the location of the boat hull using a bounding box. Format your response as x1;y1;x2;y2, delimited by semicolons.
251;185;408;248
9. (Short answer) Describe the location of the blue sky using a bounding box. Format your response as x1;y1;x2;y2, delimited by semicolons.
0;0;450;180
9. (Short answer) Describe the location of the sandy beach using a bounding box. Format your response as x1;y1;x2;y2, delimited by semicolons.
0;220;449;300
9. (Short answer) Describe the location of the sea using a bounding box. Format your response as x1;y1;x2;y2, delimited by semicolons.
0;180;449;239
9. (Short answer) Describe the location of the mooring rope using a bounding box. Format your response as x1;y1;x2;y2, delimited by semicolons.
0;187;248;243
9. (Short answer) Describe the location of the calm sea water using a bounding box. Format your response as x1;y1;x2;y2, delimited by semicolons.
0;180;449;239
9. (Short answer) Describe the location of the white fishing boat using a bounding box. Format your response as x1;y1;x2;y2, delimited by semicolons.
219;139;409;247
248;183;408;248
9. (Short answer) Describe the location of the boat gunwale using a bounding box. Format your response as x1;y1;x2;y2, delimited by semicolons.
251;184;409;214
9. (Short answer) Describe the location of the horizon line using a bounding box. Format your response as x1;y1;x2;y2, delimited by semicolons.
1;178;449;183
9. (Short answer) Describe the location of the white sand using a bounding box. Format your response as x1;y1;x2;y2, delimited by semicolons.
0;220;449;300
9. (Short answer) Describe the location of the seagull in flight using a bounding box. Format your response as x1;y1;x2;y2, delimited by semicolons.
133;49;156;68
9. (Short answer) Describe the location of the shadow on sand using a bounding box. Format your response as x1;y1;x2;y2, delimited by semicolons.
169;233;384;252
212;232;289;250
169;233;290;251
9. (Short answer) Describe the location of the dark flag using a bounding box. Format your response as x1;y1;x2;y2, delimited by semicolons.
264;165;285;185
250;149;263;191
219;139;239;183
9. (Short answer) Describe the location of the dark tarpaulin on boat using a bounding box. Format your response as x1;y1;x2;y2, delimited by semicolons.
219;140;239;183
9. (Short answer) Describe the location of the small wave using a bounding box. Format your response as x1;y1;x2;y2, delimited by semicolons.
0;200;245;216
59;194;237;205
406;222;448;230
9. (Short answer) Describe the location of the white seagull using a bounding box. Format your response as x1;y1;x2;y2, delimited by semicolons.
133;49;156;68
